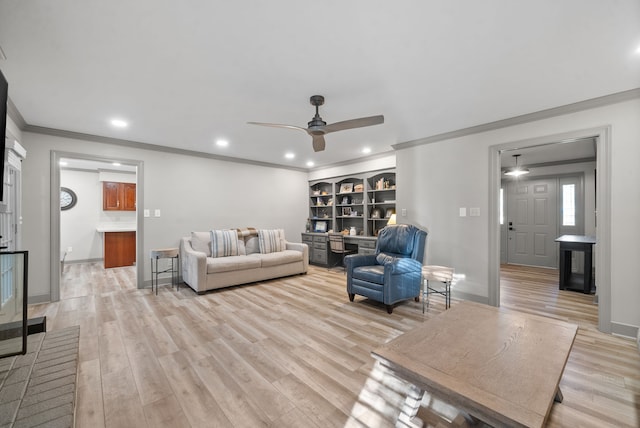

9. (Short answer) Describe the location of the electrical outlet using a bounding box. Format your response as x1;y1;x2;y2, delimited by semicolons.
401;208;407;217
470;207;480;217
66;247;73;253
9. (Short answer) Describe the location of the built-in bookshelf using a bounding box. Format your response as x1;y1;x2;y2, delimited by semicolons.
307;169;395;236
309;181;333;233
367;172;396;237
335;177;365;234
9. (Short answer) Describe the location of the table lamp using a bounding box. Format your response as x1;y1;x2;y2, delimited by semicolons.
387;213;397;225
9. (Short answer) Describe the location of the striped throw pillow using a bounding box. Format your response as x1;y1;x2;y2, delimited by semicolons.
210;229;239;258
258;229;285;254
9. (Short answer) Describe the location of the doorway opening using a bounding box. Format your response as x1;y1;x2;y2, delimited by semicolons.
488;126;611;333
50;151;145;302
501;171;588;269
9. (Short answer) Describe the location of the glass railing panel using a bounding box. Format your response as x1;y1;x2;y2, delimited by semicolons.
0;251;28;357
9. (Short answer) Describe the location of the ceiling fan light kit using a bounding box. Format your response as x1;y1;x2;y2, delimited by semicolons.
248;95;384;152
504;154;530;177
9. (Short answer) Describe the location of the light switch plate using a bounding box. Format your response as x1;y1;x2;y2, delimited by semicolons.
470;207;480;217
459;207;467;217
154;209;161;217
401;208;407;217
143;209;150;217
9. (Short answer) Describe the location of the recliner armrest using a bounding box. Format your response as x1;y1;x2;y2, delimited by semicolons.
345;254;377;270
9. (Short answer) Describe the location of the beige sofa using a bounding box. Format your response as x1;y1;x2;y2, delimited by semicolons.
180;228;308;294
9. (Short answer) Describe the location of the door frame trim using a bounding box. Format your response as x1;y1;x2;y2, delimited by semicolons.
488;126;611;333
49;150;144;302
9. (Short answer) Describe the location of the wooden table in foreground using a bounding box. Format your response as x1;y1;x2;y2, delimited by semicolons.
372;301;578;428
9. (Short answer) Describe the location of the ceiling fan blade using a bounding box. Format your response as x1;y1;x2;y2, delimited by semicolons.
323;115;384;134
312;135;326;152
247;122;307;133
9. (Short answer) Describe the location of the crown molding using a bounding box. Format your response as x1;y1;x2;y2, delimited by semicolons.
23;125;308;173
393;87;640;151
13;88;638;172
7;97;26;130
307;149;395;173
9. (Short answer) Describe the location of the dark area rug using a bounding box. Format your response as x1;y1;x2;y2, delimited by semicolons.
0;326;79;428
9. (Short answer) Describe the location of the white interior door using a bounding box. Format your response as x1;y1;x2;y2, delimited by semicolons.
506;178;557;267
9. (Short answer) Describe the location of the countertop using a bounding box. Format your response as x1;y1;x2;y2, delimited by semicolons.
96;224;136;233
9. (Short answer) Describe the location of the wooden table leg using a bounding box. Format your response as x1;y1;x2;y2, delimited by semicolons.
554;387;563;403
396;383;425;428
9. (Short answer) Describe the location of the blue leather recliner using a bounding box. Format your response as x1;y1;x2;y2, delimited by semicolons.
345;224;427;314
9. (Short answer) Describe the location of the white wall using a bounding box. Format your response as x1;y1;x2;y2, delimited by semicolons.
21;132;309;301
60;169;137;262
5;115;22;143
308;153;395;181
60;169;104;261
397;98;640;334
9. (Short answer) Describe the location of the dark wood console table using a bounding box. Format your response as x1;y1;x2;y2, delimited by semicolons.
555;235;596;294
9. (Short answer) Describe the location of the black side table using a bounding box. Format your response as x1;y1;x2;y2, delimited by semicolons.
150;248;179;295
555;235;596;294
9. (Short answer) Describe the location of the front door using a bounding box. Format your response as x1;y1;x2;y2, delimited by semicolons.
506;178;557;267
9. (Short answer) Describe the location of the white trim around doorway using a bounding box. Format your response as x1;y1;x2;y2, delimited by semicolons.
50;150;145;302
488;126;611;333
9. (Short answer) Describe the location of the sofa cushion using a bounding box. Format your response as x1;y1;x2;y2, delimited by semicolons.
210;229;239;258
258;229;285;254
191;232;211;257
258;249;303;268
206;255;261;274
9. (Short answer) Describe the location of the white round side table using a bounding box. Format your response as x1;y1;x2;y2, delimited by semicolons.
422;265;454;312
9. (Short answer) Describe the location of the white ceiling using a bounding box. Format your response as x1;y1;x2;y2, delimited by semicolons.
1;1;639;170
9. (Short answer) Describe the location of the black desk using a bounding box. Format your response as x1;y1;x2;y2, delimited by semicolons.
555;235;596;294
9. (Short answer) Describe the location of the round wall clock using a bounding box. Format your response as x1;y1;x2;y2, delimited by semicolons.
60;187;77;211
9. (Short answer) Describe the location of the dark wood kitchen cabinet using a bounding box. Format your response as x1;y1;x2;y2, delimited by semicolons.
103;182;136;211
104;231;136;268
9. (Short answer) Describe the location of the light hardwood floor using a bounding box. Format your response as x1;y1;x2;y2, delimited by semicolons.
28;263;639;427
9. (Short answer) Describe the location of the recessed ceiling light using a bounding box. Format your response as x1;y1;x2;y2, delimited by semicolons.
216;139;229;147
59;161;68;166
112;162;121;167
285;152;295;159
110;119;128;128
306;161;315;167
362;147;372;154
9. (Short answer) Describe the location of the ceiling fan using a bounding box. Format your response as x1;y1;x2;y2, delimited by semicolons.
248;95;384;152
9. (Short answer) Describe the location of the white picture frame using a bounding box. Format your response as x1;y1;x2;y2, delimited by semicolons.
339;182;353;193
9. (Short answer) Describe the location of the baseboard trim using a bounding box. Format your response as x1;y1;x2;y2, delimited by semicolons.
28;294;52;305
64;258;103;265
610;322;639;341
452;291;489;305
